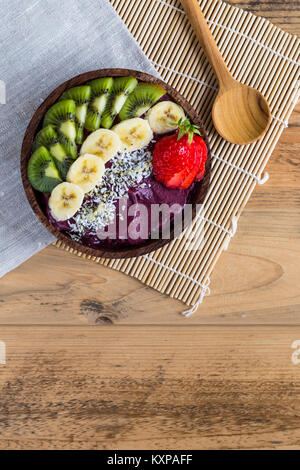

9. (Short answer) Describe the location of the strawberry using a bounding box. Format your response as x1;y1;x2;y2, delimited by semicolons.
153;118;207;189
195;159;206;182
194;135;208;181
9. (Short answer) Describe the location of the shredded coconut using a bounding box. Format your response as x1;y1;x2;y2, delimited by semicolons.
68;147;153;237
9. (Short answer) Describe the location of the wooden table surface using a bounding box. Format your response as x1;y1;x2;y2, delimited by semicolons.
0;1;299;450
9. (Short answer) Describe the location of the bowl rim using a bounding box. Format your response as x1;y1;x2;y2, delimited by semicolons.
20;68;211;259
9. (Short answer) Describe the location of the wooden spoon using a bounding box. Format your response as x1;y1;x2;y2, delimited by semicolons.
180;0;271;145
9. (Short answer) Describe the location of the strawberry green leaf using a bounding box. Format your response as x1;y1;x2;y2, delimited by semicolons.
176;117;203;143
177;127;186;141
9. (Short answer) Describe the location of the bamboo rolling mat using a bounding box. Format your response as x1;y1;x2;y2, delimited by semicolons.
54;0;300;315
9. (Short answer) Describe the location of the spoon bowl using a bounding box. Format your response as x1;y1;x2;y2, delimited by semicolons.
212;83;271;145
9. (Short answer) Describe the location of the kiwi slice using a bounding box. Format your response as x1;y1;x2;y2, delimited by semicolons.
27;146;62;193
119;83;165;121
84;78;113;131
33;125;73;179
43;100;77;159
59;86;91;144
101;77;138;129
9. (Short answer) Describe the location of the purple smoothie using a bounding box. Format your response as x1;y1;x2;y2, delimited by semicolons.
45;172;192;248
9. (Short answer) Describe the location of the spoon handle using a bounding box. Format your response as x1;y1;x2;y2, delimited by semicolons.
180;0;234;90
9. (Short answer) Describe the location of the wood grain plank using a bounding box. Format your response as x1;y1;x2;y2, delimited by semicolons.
0;326;299;450
1;234;300;325
0;0;299;451
231;1;300;35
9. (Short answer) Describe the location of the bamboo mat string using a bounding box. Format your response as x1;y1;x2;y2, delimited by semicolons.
198;214;238;250
150;60;218;89
211;153;270;184
182;275;211;317
54;0;300;316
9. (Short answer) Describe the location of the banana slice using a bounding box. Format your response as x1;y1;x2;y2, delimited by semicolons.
112;118;153;151
80;129;122;163
49;182;84;221
147;101;185;134
67;154;105;193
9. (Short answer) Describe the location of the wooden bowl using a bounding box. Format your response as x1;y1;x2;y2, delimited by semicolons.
21;69;211;259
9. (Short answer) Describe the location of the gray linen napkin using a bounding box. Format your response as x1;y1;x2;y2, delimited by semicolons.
0;0;158;278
